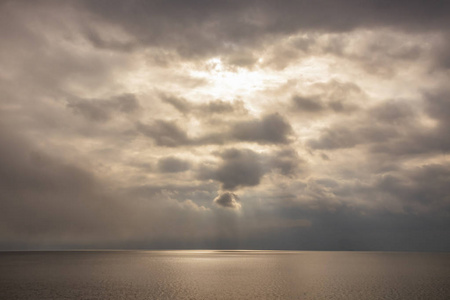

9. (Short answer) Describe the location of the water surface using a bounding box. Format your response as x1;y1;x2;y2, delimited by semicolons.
1;251;449;299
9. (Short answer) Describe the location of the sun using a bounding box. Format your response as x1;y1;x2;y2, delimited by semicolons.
188;57;281;101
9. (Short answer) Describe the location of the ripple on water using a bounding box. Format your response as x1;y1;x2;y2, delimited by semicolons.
0;251;449;300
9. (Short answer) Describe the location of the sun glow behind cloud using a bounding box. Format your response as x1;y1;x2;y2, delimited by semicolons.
187;57;280;101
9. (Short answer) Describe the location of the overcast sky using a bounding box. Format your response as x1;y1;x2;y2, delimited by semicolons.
1;0;450;251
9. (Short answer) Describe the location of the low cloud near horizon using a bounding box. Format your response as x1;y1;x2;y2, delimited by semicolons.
1;0;450;251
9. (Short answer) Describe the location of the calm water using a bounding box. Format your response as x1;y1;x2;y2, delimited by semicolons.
0;251;449;299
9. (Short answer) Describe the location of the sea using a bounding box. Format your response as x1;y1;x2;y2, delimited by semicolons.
0;251;449;299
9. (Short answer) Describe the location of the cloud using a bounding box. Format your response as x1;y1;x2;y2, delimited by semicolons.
198;147;304;191
214;192;241;209
137;120;190;147
290;80;362;115
68;94;141;122
76;0;450;60
138;113;293;147
1;0;450;251
157;156;191;173
200;148;265;191
160;95;192;114
292;96;325;113
269;148;304;177
307;98;417;151
161;94;247;116
0;121;129;245
230;113;293;144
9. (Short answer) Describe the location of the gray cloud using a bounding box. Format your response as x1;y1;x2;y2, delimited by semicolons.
137;120;190;147
76;0;450;60
292;96;325;113
138;113;293;147
291;80;362;115
373;164;450;213
161;94;247;116
307;98;418;151
269;148;304;177
368;90;450;157
307;124;398;150
68;94;141;122
231;113;293;144
199;148;265;191
214;192;241;209
161;95;192;114
1;0;450;251
157;156;191;173
0;121;127;244
198;147;304;191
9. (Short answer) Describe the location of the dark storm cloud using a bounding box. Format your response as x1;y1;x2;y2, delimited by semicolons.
68;94;140;122
214;192;240;209
157;156;191;173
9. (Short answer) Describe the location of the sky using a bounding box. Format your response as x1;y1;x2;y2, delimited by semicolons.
1;0;450;251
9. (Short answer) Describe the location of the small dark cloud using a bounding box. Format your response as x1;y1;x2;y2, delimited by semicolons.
231;113;293;144
157;156;191;173
214;192;240;209
68;94;141;122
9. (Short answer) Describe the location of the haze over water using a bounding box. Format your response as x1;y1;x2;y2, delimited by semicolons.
1;251;449;299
